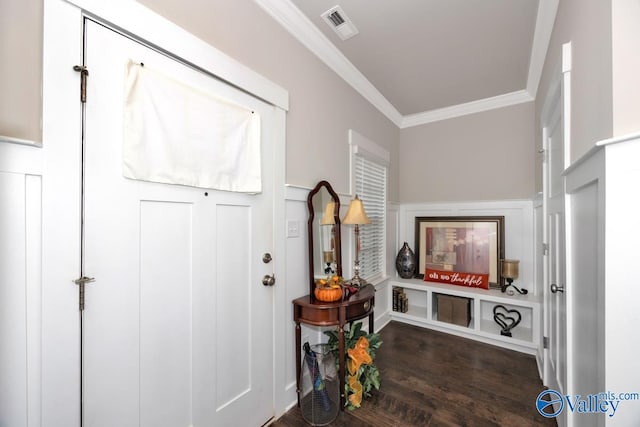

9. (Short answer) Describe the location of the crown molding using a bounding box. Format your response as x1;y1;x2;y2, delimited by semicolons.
401;90;534;128
526;0;560;97
255;0;556;128
254;0;403;127
0;135;41;147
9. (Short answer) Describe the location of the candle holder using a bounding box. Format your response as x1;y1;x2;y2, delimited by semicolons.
323;251;335;275
501;259;527;295
320;202;337;275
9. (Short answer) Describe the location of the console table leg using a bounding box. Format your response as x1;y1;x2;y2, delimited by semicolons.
338;324;345;410
295;322;301;407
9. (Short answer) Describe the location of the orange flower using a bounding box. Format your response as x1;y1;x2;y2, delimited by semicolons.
348;373;359;388
355;336;369;350
347;358;356;375
348;378;364;408
347;337;372;374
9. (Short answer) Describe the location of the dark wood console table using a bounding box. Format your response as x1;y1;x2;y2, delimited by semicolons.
292;285;375;410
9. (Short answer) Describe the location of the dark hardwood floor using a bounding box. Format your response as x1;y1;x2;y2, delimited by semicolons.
272;321;556;427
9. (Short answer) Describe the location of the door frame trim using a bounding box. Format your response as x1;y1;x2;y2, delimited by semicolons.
540;63;560;390
43;1;288;424
60;0;289;112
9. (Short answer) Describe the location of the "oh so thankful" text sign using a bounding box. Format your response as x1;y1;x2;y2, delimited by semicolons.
424;268;489;289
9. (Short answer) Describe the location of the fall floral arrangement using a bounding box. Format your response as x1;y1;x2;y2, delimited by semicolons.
314;275;344;301
314;275;360;302
325;322;382;410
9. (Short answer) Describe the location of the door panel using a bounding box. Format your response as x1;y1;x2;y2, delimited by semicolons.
543;86;567;426
215;204;251;408
139;201;193;427
82;20;275;427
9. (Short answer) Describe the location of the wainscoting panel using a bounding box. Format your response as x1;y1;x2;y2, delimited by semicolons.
0;144;42;427
284;189;315;410
564;134;640;425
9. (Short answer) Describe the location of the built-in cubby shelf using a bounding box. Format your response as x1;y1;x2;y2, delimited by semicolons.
389;277;541;354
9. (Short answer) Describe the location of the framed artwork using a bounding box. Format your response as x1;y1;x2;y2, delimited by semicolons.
414;216;505;289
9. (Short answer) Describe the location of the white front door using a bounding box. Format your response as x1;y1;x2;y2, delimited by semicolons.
81;20;276;426
542;90;567;426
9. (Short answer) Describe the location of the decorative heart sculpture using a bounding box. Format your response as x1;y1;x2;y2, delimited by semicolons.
493;305;521;336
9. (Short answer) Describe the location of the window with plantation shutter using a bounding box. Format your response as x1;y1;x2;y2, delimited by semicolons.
349;130;388;284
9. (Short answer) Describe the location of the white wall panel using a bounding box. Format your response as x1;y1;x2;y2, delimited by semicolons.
25;175;42;427
564;135;640;426
0;165;42;427
0;172;28;425
568;181;601;414
284;193;310;406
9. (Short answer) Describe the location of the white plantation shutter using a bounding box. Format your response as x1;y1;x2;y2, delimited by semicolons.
350;130;388;283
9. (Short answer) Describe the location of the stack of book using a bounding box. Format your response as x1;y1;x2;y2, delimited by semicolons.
392;287;409;313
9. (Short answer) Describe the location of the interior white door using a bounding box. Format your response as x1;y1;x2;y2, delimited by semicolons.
82;20;276;427
542;94;567;426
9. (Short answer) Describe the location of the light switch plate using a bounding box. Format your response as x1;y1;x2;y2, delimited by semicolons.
287;220;300;238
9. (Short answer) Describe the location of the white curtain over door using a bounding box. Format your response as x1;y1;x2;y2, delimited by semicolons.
123;60;262;193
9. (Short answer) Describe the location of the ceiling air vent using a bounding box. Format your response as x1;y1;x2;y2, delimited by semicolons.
321;5;359;41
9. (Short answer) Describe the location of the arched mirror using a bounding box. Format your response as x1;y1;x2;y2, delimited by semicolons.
307;181;342;296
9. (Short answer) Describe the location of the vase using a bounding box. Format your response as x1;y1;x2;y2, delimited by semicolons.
395;242;416;278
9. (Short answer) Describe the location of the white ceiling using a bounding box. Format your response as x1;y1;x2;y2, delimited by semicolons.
255;0;558;128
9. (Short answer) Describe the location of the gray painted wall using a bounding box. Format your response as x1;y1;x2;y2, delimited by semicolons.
399;102;535;203
612;0;640;137
534;0;613;193
0;0;42;143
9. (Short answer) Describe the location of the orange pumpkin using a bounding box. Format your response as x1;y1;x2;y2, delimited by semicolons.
314;286;343;302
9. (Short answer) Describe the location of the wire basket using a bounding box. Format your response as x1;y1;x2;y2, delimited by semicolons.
300;343;339;426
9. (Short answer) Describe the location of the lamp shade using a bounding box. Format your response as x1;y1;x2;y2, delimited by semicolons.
342;196;371;225
501;259;519;280
320;201;336;225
